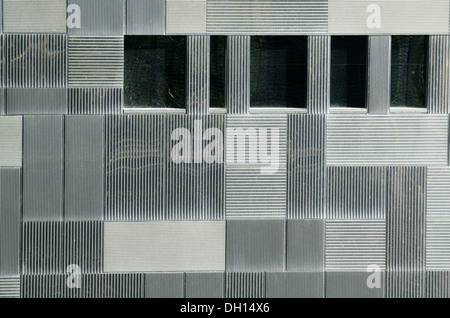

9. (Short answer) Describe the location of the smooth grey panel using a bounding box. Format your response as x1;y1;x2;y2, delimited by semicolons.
23;116;63;221
308;36;330;114
368;36;390;114
227;36;250;114
326;272;384;298
83;274;144;298
167;0;206;34
0;90;4;115
226;219;285;272
0;277;20;298
68;88;122;114
266;272;324;298
286;220;324;272
7;88;67;114
0;116;22;167
65;116;104;220
428;36;450;114
68;0;124;35
145;273;184;298
126;0;165;35
225;272;265;298
187;36;209;114
185;273;224;298
386;271;425;298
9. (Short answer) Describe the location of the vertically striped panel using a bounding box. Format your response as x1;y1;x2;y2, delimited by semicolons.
227;36;250;114
22;222;64;275
0;277;20;298
68;88;122;114
207;1;328;34
226;115;287;218
21;275;81;298
23;116;64;221
84;274;144;298
428;35;450;114
307;36;330;114
68;37;124;88
126;0;165;35
386;271;425;298
226;272;265;298
327;115;448;166
327;167;386;219
0;116;22;167
187;36;209;114
425;272;450;298
6;88;67;115
4;34;66;88
287;114;326;219
167;0;207;34
145;273;185;298
325;221;386;271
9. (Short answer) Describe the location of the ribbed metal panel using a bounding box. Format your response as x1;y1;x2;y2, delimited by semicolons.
207;0;328;34
326;272;384;298
226;115;286;218
68;88;122;114
65;116;104;221
287;114;326;219
68;37;124;88
23;116;64;221
327;115;448;166
126;0;165;35
167;0;206;34
386;271;425;298
145;273;184;298
185;273;224;298
226;36;250;114
4;34;66;88
425;272;449;298
0;277;20;298
6;88;67;114
3;0;66;33
0;90;5;115
21;274;81;298
327;167;386;219
0;116;22;167
187;36;209;114
83;273;144;298
308;36;330;114
266;272;324;298
428;36;450;114
225;272;265;298
368;36;391;114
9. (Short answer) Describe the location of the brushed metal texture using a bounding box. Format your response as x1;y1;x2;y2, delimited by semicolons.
6;88;67;114
367;36;390;114
266;272;324;298
326;272;384;298
0;116;22;167
225;272;265;298
145;273;184;298
126;0;165;35
185;272;224;298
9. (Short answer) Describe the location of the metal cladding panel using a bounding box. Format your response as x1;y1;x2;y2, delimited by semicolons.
126;0;165;35
68;37;124;88
21;274;81;298
167;0;206;34
266;272;324;298
226;219;285;272
145;273;184;298
225;272;265;298
185;273;224;298
3;0;66;33
104;222;226;272
6;88;67;115
327;167;386;219
0;277;20;298
83;273;144;298
308;36;330;114
386;271;425;298
329;0;449;34
65;116;104;221
0;116;22;167
286;220;324;272
425;272;450;298
367;36;390;114
226;115;287;218
227;36;250;114
0;90;5;115
287;114;326;219
0;169;21;277
325;272;384;298
327;115;448;166
68;88;122;114
68;0;124;35
187;36;209;114
4;34;67;88
428;36;450;114
207;0;328;35
23;116;64;221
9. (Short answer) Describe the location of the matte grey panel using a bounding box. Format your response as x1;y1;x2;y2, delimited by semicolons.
6;88;67;114
21;274;81;298
386;271;425;298
68;88;122;114
308;36;330;114
65;116;104;220
326;272;384;298
145;273;184;298
425;272;450;298
185;273;224;298
368;36;390;114
225;272;265;298
428;36;450;114
23;116;64;221
83;274;144;298
68;0;124;35
187;36;209;114
0;90;5;115
126;0;165;35
286;220;324;272
0;277;20;298
226;219;285;272
167;0;206;34
0;116;22;167
266;272;324;298
227;36;250;114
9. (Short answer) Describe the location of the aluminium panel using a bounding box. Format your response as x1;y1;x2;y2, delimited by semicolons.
6;88;67;115
225;272;265;298
126;0;165;35
428;35;450;114
227;36;250;114
185;273;224;298
0;277;20;298
187;36;210;114
21;274;81;298
167;0;206;34
326;272;384;298
266;272;324;298
308;36;330;114
425;272;450;298
145;273;184;298
386;271;425;298
83;273;144;298
0;116;22;167
68;88;122;114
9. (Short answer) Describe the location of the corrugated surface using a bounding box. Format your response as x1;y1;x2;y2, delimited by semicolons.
425;271;449;298
367;36;390;114
307;36;330;114
225;272;265;298
207;0;328;34
3;0;66;33
0;116;22;167
21;274;80;298
6;88;67;114
126;0;165;35
0;277;20;298
83;274;144;298
386;271;425;298
68;88;122;114
226;115;287;218
185;273;224;298
23;116;64;221
68;37;124;88
428;35;450;114
145;273;184;298
327;115;448;166
187;36;209;114
65;116;104;220
326;272;384;298
167;0;206;34
287;114;326;219
104;222;226;272
4;34;66;88
266;272;324;298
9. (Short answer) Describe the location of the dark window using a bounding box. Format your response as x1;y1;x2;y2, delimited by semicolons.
210;36;227;108
250;36;307;108
330;36;368;108
391;35;427;107
124;36;186;108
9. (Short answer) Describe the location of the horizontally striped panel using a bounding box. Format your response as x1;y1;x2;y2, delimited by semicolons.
68;88;122;114
0;116;22;167
427;168;450;219
325;221;386;271
386;271;425;298
207;1;328;34
425;272;449;298
327;115;448;166
0;277;20;298
287;114;326;219
308;36;330;114
84;274;145;298
428;36;450;114
4;34;66;88
68;37;124;88
187;36;209;114
327;167;386;219
226;272;265;298
427;220;450;271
